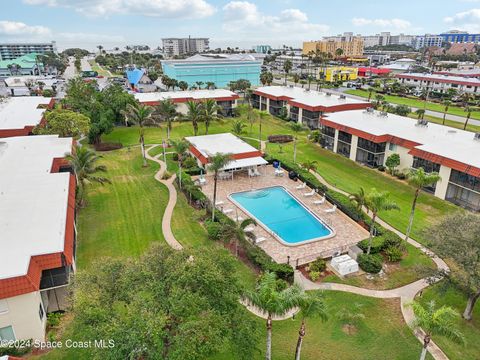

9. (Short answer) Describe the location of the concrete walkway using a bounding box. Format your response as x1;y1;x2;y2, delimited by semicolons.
305;168;449;360
145;145;183;250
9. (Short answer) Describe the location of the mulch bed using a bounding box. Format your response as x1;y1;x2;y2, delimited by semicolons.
298;265;335;283
94;142;123;151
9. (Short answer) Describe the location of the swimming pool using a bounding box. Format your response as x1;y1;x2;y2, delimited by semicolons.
229;186;334;246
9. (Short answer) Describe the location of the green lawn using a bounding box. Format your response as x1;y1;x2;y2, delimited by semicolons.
344;89;480;120
419;283;480;360
323;243;435;290
87;60;111;77
213;291;431;360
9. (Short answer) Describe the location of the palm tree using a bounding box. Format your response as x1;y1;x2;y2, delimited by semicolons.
290;122;304;163
123;103;155;167
205;81;215;89
442;100;451;125
463;105;473;130
301;160;317;172
200;99;222;134
293;73;300;86
404;168;441;245
415;109;426;120
365;189;400;254
257;110;270;145
374;94;385;108
283;59;293;86
349;187;368;213
411;300;464;360
335;48;344;58
170;139;189;189
67;146;110;206
367;88;374;102
244;272;302;360
178;81;188;91
195;81;204;89
231;119;247;136
184;100;202;136
295;292;328;360
156;99;177;140
208;153;232;221
221;218;257;256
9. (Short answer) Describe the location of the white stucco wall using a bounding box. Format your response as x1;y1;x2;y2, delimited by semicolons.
434;165;452;200
349;135;358;161
384;143;414;171
0;291;46;341
333;129;339;153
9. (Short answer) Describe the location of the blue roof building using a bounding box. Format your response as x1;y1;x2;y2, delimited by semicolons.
161;54;262;88
125;68;144;87
439;31;480;43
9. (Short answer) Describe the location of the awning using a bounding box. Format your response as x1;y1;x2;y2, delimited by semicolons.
222;157;268;170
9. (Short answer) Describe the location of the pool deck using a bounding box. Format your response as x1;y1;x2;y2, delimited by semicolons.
197;165;369;266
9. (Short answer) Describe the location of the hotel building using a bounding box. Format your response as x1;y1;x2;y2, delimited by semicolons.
397;73;480;94
0;42;57;61
320;109;480;211
303;36;364;58
0;135;76;341
251;86;370;129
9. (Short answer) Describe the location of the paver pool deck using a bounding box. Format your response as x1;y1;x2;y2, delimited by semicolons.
197;165;369;265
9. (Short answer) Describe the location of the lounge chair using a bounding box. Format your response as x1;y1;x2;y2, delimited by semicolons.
313;196;326;205
215;200;225;206
248;168;255;177
236;216;244;222
324;204;337;213
198;176;207;185
253;168;261;176
295;182;306;190
304;189;316;197
256;237;266;244
222;208;233;214
274;168;284;176
244;225;255;232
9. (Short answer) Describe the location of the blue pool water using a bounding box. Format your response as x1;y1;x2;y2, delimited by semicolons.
230;186;333;244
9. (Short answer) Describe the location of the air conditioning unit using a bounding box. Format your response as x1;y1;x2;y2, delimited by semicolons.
474;133;480;141
339;94;346;99
380;111;388;117
415;119;428;127
366;107;374;113
325;92;331;96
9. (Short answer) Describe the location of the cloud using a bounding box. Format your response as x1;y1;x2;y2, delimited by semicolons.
58;32;125;43
23;0;216;18
0;20;51;36
351;17;411;30
222;1;329;41
444;8;480;32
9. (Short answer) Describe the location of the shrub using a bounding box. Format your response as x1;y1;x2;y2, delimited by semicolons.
309;258;326;273
382;231;403;249
205;220;223;241
183;156;198;169
377;165;386;172
358;253;383;274
385;246;403;262
47;312;63;328
396;172;407;180
309;271;320;282
276;278;288;291
358;237;385;254
243;243;294;282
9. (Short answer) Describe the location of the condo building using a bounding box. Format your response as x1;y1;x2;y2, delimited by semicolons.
0;135;76;342
251;86;370;129
320;109;480;211
0;42;57;61
303;36;364;58
397;73;480;94
162;37;209;57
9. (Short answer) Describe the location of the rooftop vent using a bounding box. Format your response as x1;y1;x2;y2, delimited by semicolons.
304;88;310;92
325;92;331;96
339;94;346;99
447;129;457;134
377;111;388;117
474;133;480;141
366;107;374;113
416;119;429;127
289;84;294;88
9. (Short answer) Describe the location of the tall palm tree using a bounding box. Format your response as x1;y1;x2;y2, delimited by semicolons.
123;103;155;166
442;100;451;125
290;122;304;163
221;218;257;256
301;160;318;172
208;153;232;221
411;300;464;360
200;99;222;134
415;109;426;120
257;110;270;145
349;187;368;213
374;94;385;108
170;139;189;189
404;168;441;245
231;119;247;136
67;146;110;206
283;59;293;86
184;100;202;136
244;272;302;360
237;103;258;135
463;105;473;130
292;73;300;86
295;292;328;360
156;99;177;140
365;189;400;254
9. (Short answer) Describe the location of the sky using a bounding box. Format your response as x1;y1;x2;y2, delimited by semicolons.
1;0;480;51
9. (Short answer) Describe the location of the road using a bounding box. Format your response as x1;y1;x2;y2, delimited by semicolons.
63;57;77;80
273;79;480;127
81;57;92;71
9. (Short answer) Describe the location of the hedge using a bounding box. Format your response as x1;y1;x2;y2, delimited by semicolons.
358;253;383;273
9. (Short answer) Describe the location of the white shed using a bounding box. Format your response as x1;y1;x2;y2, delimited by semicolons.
331;255;359;276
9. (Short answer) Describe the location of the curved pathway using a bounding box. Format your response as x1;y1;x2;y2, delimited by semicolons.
305;169;449;360
145;145;183;250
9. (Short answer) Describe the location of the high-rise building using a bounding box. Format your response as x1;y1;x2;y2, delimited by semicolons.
254;45;272;54
303;35;364;58
0;41;57;61
413;34;443;50
162;37;209;57
439;30;480;44
362;33;415;48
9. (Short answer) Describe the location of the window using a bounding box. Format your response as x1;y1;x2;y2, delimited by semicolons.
388;143;397;151
0;326;15;341
39;303;45;320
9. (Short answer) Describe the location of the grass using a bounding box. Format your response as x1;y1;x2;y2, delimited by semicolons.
213;291;431;360
323;243;435;290
87;60;111;77
344;89;480;120
418;283;480;360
